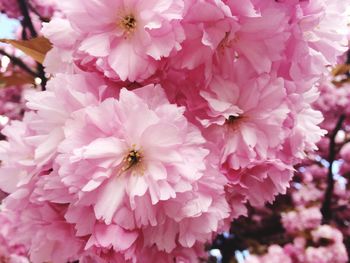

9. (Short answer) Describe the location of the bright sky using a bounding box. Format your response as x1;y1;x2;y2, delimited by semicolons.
0;14;19;39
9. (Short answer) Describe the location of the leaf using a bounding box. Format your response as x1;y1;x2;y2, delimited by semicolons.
0;72;35;88
0;37;52;64
331;64;350;77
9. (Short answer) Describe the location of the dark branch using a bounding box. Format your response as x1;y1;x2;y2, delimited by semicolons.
0;49;38;77
321;114;346;223
17;0;47;90
17;0;38;38
36;63;47;88
346;49;350;65
27;2;50;23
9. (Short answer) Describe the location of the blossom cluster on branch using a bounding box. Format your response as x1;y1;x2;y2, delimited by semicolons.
210;55;350;262
0;0;349;262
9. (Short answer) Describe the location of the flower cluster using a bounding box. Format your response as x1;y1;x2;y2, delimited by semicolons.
0;0;349;262
0;209;29;263
245;225;348;263
218;64;350;262
228;159;349;263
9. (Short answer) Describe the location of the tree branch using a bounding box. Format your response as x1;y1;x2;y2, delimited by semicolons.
27;2;50;23
17;0;38;38
0;49;38;78
17;0;47;90
321;114;346;223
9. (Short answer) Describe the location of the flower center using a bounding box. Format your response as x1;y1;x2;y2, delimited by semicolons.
123;149;141;171
226;115;240;124
121;144;145;175
120;14;137;33
128;149;141;165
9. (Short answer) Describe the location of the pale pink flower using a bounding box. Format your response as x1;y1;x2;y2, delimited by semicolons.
225;160;293;207
56;84;229;256
0;210;29;263
55;0;185;81
0;73;108;195
0;86;25;129
218;1;290;75
280;83;325;163
0;0;55;19
340;142;350;175
200;73;289;169
280;0;348;82
170;0;236;71
245;245;292;263
291;183;324;206
0;118;37;194
281;206;322;234
41;18;80;74
1;201;84;263
1;0;349;261
0;0;21;18
25;73;114;168
311;225;344;244
305;225;348;263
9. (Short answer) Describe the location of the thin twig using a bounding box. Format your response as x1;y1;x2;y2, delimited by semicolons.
321;114;346;223
17;0;38;38
17;0;47;90
27;2;50;23
0;49;38;77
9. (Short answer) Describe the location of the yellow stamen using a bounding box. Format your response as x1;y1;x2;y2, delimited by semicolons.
119;14;137;36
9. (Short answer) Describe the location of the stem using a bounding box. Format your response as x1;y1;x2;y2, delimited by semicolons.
346;49;350;65
17;0;38;38
321;114;346;223
0;49;38;77
17;0;47;90
28;2;50;23
37;63;47;88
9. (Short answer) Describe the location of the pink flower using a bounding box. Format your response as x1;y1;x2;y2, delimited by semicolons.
170;0;236;71
0;119;37;194
225;160;293;207
279;0;348;82
0;0;55;19
55;84;229;257
0;0;21;18
218;1;290;75
1;0;349;260
201;74;289;169
281;206;322;234
0;73;109;195
305;225;348;263
291;183;324;206
55;0;185;81
311;225;344;244
280;83;325;163
41;18;80;74
0;210;29;263
1;201;84;263
0;86;26;129
245;245;292;263
340;142;350;175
